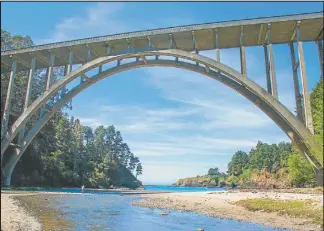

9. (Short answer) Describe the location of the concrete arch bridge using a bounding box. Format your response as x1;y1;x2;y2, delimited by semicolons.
1;11;323;186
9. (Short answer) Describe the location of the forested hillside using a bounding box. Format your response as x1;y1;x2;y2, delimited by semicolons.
174;168;227;187
1;30;143;189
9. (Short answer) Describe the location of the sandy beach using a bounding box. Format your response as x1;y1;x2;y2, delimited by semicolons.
1;192;42;231
133;190;323;231
1;191;82;231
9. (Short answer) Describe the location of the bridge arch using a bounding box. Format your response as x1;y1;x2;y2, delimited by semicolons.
1;49;322;185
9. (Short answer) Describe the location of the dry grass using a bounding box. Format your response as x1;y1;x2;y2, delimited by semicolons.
235;198;323;226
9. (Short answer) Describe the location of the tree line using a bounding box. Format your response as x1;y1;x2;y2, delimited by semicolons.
226;77;323;188
1;29;143;189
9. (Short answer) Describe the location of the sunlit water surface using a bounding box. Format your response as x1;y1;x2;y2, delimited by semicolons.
39;186;287;231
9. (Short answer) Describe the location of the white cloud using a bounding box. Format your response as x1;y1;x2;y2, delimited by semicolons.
138;161;229;184
36;3;127;44
43;3;296;184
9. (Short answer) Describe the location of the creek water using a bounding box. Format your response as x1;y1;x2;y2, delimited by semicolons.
36;186;286;231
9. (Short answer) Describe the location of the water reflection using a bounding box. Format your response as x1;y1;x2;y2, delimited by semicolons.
51;194;286;231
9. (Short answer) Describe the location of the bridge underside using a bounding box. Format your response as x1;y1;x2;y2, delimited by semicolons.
1;12;323;186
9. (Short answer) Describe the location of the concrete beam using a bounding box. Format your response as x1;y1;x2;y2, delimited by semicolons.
24;57;36;111
215;29;220;62
289;43;303;122
296;22;314;134
68;46;86;63
105;43;112;56
126;38;135;53
257;24;265;45
290;21;298;41
316;27;323;40
141;56;147;64
50;49;68;63
87;47;92;62
147;36;156;50
293;60;300;71
45;52;55;90
240;26;247;76
266;23;278;99
263;45;272;94
205;64;210;73
86;44;100;59
169;34;178;49
80;73;90;81
192;31;199;51
10;55;30;68
1;60;17;140
33;52;50;66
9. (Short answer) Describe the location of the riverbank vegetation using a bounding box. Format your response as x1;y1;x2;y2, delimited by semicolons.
176;77;323;189
226;77;323;188
1;30;143;189
235;198;323;226
174;168;227;187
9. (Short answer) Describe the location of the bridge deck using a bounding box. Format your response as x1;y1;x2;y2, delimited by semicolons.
1;11;323;73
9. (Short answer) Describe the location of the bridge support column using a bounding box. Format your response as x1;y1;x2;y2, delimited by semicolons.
315;167;323;186
296;21;314;134
264;45;272;94
1;60;17;140
63;51;73;96
2;148;21;186
240;26;247;76
18;57;36;145
215;29;220;62
45;53;55;90
289;43;303;121
40;52;55;117
316;40;323;78
265;23;278;99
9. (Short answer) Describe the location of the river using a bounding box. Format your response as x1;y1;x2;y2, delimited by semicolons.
3;186;287;231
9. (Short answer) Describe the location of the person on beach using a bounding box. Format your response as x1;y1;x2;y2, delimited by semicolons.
81;185;85;193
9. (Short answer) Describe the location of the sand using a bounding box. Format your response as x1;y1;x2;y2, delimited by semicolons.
133;191;323;231
1;193;42;231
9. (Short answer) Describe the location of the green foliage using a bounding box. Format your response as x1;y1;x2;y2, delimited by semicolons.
136;163;143;178
310;77;324;165
310;77;323;136
227;151;249;176
287;146;316;187
1;30;142;189
207;167;219;175
285;76;323;187
175;168;226;187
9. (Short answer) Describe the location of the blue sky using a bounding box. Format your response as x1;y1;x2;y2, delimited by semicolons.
2;2;323;184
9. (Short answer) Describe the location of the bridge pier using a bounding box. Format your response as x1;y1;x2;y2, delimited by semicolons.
315;168;323;186
1;60;17;140
2;148;21;186
264;23;278;99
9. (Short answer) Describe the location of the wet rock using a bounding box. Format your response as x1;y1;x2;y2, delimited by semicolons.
159;212;168;216
197;228;204;231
